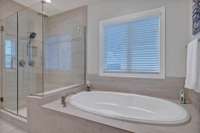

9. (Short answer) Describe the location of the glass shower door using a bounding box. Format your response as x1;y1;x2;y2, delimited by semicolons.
1;3;86;117
17;35;30;117
17;9;43;117
2;14;18;114
2;9;44;117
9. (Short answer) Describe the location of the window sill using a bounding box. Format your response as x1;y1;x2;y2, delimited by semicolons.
99;72;165;79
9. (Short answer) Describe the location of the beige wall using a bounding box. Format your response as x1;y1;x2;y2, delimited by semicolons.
0;0;24;20
87;0;191;78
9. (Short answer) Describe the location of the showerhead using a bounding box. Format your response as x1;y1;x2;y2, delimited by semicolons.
29;32;37;39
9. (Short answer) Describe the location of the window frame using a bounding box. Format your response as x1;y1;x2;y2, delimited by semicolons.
99;7;166;79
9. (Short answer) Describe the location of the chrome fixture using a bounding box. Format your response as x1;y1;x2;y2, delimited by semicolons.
61;92;76;107
61;95;67;107
86;80;92;91
19;59;26;67
42;0;52;4
27;32;37;67
179;88;186;104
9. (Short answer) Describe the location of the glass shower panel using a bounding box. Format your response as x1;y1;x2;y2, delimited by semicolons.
1;3;87;117
44;7;87;92
17;9;43;117
2;14;18;114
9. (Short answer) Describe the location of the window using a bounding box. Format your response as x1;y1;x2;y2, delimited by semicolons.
45;34;71;71
4;40;16;69
100;7;165;79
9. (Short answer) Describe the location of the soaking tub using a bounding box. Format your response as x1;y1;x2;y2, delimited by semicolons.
69;91;190;125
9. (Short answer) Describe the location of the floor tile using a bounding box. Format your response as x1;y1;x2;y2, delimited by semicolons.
0;119;27;133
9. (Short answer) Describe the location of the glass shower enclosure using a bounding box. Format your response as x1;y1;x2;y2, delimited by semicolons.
0;2;86;118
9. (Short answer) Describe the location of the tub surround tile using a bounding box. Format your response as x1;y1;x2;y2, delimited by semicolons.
87;74;200;113
87;74;185;100
27;85;200;133
28;98;131;133
42;100;200;133
191;91;200;112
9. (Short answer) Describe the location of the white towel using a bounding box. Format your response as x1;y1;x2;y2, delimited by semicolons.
185;39;200;93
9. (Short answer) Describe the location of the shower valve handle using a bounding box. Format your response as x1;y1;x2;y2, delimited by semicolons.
19;60;26;67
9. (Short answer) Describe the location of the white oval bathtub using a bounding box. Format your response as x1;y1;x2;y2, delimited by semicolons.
69;91;190;125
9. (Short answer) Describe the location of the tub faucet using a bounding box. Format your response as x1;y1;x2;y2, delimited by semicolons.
86;80;93;91
61;92;76;107
179;88;186;104
61;95;68;107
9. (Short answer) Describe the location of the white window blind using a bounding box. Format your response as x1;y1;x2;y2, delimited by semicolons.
100;8;165;78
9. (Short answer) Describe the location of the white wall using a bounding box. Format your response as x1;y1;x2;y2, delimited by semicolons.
87;0;192;78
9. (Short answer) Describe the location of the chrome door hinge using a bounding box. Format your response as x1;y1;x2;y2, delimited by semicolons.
0;97;4;102
0;26;4;32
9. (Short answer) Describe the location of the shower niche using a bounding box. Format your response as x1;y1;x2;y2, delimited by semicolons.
0;2;87;118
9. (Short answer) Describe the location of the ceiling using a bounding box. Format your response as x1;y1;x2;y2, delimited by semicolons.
13;0;90;16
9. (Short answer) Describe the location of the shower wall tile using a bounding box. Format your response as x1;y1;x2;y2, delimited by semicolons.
0;0;24;20
44;6;87;92
191;91;200;112
87;74;185;100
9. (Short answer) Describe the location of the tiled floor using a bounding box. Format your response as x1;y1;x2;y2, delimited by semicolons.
0;118;27;133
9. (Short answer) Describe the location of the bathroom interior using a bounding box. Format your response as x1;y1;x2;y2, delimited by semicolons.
0;0;199;133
